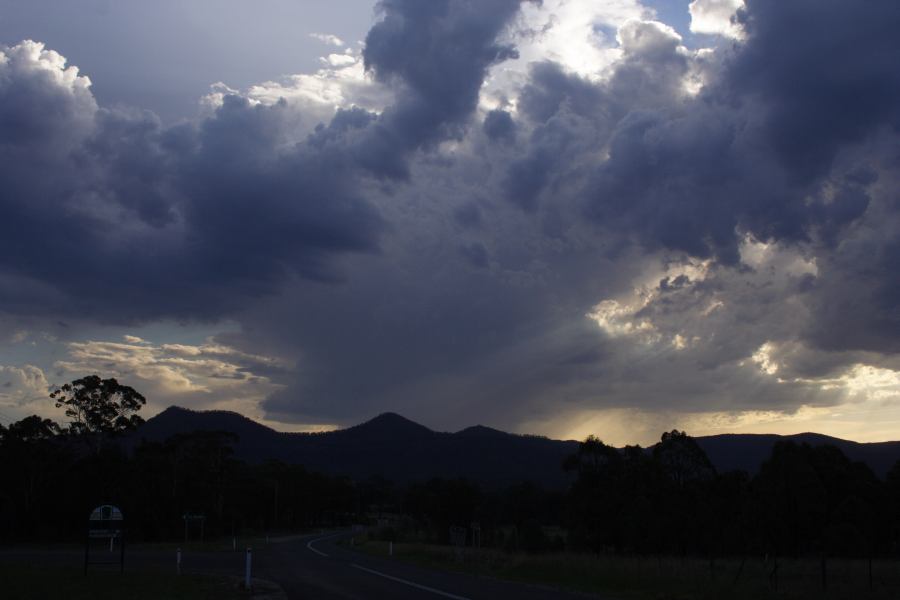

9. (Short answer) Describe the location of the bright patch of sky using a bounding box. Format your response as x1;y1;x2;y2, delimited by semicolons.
0;0;377;122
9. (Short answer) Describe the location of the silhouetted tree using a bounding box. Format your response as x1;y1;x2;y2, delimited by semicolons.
618;444;665;554
653;429;716;488
1;415;61;442
50;375;146;451
752;439;882;583
885;461;900;552
0;415;69;539
564;435;627;551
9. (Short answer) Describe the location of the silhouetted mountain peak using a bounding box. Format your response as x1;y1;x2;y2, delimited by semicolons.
139;405;277;440
786;432;851;445
156;405;191;419
456;424;508;438
345;412;434;438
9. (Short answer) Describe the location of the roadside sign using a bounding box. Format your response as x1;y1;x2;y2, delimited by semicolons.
182;513;206;543
449;525;467;562
84;504;125;574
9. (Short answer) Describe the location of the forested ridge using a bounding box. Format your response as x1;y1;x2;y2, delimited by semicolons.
2;379;900;566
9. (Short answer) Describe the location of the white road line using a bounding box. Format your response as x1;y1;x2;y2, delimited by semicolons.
306;539;329;557
351;563;472;600
306;533;339;557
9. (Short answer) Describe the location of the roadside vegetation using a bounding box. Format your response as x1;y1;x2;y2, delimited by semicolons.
0;563;249;600
349;537;900;599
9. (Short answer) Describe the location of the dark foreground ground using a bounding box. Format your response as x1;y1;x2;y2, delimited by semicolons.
6;533;898;599
0;532;600;600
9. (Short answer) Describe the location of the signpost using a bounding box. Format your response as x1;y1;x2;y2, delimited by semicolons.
449;525;467;562
182;513;206;544
245;547;253;590
85;505;125;574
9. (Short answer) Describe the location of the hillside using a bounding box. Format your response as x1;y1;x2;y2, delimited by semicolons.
134;407;579;488
695;432;900;479
132;407;900;487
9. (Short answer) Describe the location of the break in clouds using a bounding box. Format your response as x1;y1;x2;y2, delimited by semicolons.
1;0;899;442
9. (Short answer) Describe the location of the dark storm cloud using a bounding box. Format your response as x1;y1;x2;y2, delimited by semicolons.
0;0;527;321
530;0;900;397
453;202;482;228
505;22;697;217
458;242;490;268
729;0;900;183
363;0;520;137
0;43;382;321
3;0;900;431
255;214;640;425
518;61;606;123
579;1;899;265
84;108;178;228
804;204;900;355
356;0;522;178
177;96;382;286
255;0;900;426
482;109;516;143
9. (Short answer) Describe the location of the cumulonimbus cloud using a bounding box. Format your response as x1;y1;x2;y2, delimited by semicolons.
1;0;899;437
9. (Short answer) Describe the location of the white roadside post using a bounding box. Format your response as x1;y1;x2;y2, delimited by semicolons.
176;548;182;575
245;547;252;590
389;541;393;557
233;537;236;551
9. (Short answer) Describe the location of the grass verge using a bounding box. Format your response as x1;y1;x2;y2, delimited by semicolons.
347;537;900;600
0;562;250;600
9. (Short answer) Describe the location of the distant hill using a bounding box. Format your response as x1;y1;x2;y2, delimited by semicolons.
133;407;900;487
134;407;579;489
695;432;900;479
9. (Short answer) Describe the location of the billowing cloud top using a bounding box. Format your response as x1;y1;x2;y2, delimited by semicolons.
1;0;900;443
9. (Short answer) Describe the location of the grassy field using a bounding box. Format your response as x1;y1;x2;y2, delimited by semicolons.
0;563;250;600
130;534;281;553
348;536;900;599
1;529;314;555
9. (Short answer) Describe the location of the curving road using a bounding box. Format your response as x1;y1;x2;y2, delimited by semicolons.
253;531;600;599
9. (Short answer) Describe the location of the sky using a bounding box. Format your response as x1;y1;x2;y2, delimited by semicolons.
1;0;899;446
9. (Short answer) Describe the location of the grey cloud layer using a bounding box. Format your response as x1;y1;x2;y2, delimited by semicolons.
0;0;527;322
2;0;899;430
0;47;383;320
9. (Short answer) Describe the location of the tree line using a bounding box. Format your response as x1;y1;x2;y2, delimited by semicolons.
0;377;357;541
362;431;900;568
3;375;900;569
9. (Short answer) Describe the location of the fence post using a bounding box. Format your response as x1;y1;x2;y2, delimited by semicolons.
869;554;873;590
245;547;252;590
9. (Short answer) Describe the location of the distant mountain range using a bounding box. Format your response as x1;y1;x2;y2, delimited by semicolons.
695;432;900;479
132;406;900;487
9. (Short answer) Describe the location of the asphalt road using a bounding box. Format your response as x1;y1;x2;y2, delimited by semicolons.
254;531;599;600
